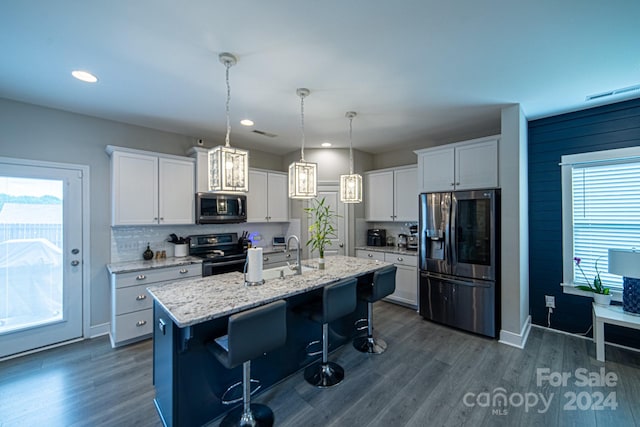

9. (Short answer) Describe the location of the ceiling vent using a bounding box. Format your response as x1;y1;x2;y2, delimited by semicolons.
586;84;640;101
252;129;278;138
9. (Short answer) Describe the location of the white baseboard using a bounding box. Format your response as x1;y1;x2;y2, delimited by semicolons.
532;324;640;355
499;315;532;349
89;322;110;339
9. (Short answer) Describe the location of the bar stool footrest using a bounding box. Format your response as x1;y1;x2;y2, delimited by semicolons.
220;378;261;405
305;340;323;357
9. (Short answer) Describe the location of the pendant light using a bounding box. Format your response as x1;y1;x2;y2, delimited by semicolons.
288;88;317;199
340;111;362;203
208;52;249;193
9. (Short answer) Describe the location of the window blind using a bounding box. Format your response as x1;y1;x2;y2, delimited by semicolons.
572;162;640;290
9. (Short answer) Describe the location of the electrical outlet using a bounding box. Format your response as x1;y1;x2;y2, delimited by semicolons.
545;295;555;309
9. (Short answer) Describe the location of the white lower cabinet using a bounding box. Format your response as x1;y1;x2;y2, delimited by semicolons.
384;252;418;308
110;264;200;347
355;249;417;308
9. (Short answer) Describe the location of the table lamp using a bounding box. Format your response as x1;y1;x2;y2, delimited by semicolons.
608;249;640;315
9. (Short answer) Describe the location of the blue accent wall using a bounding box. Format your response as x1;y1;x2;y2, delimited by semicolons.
528;97;640;347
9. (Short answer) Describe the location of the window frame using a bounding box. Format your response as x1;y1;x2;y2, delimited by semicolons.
561;145;640;302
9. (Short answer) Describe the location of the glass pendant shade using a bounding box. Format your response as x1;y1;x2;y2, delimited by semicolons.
208;145;249;192
288;160;317;199
340;173;362;203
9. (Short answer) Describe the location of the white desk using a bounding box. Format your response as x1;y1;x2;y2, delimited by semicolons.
592;303;640;362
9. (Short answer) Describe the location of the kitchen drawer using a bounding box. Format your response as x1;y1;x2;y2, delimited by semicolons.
115;284;153;315
355;249;385;261
112;309;153;345
384;253;417;267
114;264;200;288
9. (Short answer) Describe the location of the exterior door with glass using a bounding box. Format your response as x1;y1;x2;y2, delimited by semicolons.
0;159;84;358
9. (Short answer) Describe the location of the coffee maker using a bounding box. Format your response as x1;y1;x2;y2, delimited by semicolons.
407;225;418;251
367;229;386;246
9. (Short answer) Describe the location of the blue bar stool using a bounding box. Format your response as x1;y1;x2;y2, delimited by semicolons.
208;300;287;427
303;277;357;388
353;266;397;354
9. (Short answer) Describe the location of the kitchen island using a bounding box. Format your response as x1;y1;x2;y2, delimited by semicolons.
147;255;392;427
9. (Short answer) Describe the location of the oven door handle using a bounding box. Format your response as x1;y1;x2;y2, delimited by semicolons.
209;259;246;268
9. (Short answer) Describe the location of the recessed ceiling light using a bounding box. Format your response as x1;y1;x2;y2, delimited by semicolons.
240;119;254;126
72;70;98;83
321;142;332;148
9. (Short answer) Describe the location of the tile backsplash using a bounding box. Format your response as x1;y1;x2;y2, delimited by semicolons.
110;220;301;262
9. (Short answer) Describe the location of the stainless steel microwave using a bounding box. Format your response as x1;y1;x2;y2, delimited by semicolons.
195;192;247;224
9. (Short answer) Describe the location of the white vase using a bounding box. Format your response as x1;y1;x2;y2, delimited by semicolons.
593;293;612;306
318;257;325;270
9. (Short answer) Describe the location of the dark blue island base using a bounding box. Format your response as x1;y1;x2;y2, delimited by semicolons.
152;273;372;427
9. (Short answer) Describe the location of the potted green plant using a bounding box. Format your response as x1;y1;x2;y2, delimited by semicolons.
574;257;611;305
305;197;337;269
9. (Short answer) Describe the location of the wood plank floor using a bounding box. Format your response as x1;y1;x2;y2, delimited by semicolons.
1;302;638;427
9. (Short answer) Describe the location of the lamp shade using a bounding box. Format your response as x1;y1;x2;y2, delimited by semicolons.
608;249;640;278
340;173;362;203
288;160;317;199
208;145;249;193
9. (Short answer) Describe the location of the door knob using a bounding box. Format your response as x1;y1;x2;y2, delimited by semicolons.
70;260;80;266
71;248;80;254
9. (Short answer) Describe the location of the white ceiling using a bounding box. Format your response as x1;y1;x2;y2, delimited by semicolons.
1;1;639;155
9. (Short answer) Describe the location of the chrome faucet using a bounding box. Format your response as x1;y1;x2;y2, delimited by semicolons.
286;235;302;275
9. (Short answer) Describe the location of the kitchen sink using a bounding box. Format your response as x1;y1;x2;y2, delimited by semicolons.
262;265;314;280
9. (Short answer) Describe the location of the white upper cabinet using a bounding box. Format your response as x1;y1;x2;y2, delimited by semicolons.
247;169;288;222
107;146;195;226
416;136;499;193
158;157;196;224
393;167;419;221
365;170;394;221
365;166;417;222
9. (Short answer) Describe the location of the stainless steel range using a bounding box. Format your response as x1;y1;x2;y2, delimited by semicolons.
188;232;248;276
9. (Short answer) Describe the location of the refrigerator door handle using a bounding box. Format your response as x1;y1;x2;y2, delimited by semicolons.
448;193;456;268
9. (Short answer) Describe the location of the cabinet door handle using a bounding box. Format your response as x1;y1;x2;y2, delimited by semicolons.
368;253;373;257
136;294;147;301
286;253;291;258
160;217;164;221
179;268;188;274
136;274;146;280
397;257;403;262
136;320;147;327
450;183;455;186
264;257;269;261
153;217;158;220
455;182;460;186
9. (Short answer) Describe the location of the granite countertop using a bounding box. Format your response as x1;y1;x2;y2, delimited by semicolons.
355;246;419;256
107;256;203;274
147;255;392;328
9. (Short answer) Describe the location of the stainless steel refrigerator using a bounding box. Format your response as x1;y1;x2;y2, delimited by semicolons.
418;189;500;338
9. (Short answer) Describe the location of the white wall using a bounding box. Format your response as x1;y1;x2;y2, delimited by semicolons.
499;104;530;347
